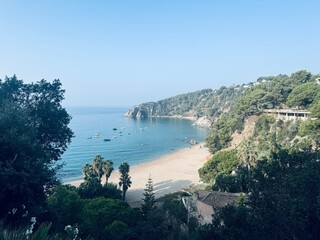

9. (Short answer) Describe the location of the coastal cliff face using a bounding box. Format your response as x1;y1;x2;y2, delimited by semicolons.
126;70;320;153
125;87;244;128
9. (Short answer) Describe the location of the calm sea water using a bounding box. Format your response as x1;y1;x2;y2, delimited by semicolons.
59;107;209;182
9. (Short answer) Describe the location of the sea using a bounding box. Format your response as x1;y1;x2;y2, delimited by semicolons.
59;107;209;182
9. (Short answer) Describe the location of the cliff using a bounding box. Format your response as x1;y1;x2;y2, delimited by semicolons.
126;70;320;153
125;87;245;127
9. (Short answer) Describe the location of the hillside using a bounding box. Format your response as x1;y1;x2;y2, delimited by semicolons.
125;87;246;127
126;70;320;152
196;70;320;195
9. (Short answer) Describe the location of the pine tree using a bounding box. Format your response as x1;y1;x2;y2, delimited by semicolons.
141;175;156;216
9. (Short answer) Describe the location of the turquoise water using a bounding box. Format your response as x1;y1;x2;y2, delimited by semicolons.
59;107;209;182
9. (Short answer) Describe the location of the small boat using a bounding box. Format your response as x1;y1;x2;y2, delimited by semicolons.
113;128;117;131
104;139;111;142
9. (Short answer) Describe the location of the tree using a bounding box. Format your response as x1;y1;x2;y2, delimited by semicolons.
80;197;137;239
79;156;120;199
82;155;114;184
141;176;156;216
247;149;320;240
286;82;320;108
47;185;83;231
0;75;73;219
198;150;239;183
119;162;132;201
103;159;114;186
238;139;258;177
92;155;105;181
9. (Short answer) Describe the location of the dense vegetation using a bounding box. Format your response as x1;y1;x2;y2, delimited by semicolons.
127;70;320;151
195;149;320;240
126;87;244;124
0;75;73;219
1;71;320;239
196;70;320;239
0;76;194;239
207;70;320;153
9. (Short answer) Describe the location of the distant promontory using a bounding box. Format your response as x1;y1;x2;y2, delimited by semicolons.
125;88;245;127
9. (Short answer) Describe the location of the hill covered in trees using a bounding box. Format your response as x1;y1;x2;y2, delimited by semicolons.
125;87;245;127
126;70;320;151
2;71;320;240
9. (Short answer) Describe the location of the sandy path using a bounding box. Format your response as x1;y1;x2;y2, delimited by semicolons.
70;143;210;202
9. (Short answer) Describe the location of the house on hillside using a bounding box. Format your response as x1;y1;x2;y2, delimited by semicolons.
182;190;245;224
263;109;311;121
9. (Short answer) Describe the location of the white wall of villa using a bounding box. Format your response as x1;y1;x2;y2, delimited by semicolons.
263;109;310;121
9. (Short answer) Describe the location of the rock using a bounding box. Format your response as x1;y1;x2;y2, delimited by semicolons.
193;116;212;128
125;107;148;119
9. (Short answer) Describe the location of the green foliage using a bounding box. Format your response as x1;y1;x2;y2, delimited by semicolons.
206;115;244;153
80;197;137;239
195;205;258;240
287;82;320;108
47;185;83;231
31;222;52;240
199;150;239;183
253;115;276;136
310;95;320;118
247;150;320;239
136;192;189;240
213;164;250;193
162;196;188;225
82;155;114;184
105;220;133;240
0;222;53;240
195;149;320;240
119;162;132;201
206;70;317;153
78;180;122;199
129;86;243;120
140;176;156;216
0;75;73;219
78;155;120;199
78;177;104;199
213;174;239;193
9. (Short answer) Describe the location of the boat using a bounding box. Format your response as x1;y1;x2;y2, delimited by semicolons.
113;128;117;131
104;139;111;142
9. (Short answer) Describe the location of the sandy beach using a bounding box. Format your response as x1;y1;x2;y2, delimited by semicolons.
71;143;211;202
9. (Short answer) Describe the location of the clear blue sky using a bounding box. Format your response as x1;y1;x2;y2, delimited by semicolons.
1;1;319;107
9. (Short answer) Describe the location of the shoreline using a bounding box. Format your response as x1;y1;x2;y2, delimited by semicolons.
69;142;211;202
124;112;212;128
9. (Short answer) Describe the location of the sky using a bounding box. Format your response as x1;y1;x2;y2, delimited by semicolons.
0;1;319;107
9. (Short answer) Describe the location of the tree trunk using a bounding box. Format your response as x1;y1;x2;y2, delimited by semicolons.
122;190;126;201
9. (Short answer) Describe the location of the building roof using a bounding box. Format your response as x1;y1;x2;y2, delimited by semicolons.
197;190;245;208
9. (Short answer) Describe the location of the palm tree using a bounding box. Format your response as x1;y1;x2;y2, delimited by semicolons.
103;159;114;186
119;162;132;201
92;155;104;181
82;163;96;182
238;139;258;177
